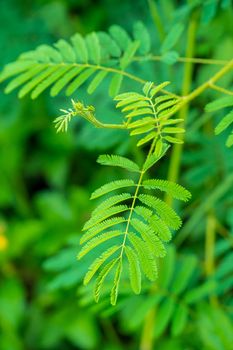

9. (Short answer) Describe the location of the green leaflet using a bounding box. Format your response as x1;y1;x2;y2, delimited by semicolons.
109;25;132;50
17;66;58;98
171;255;197;294
115;93;145;107
92;193;132;215
128;233;158;281
125;246;141;294
171;304;188;336
83;245;121;285
184;280;217;304
138;194;182;229
161;51;179;65
154;298;176;338
205;96;233;111
143;144;169;171
157;246;175;289
110;260;122;305
161;23;184;53
142;179;191;201
50;67;84;96
164;135;183;144
130;218;166;258
130;124;154;136
122;101;150;112
157;99;178;112
94;259;119;302
87;70;108;94
54;39;76;63
86;32;101;64
36;44;63;63
80;217;126;244
97;154;140;173
4;64;48;94
149;215;172;242
90;179;135;199
215;110;233;134
66;68;96;95
134;206;153;221
137;132;157;147
125;108;153;119
133;21;151;54
120;41;140;70
83;205;129;230
78;231;122;259
71;33;88;63
0;61;36;82
149;82;170;97
31;66;71;99
127;117;154;128
226;133;233;147
109;74;123;97
97;32;121;58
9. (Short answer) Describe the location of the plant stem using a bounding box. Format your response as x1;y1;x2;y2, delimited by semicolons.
165;14;197;206
205;213;218;305
209;83;233;96
205;213;216;276
134;55;229;66
147;0;165;42
140;308;156;350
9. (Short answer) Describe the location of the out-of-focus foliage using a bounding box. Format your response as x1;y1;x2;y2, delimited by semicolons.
0;0;233;349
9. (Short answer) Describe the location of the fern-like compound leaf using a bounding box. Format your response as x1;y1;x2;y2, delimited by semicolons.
78;152;190;304
0;24;153;99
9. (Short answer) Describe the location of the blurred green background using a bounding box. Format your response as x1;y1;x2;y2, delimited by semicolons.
0;0;233;349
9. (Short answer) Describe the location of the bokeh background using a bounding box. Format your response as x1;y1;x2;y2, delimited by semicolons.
0;0;233;349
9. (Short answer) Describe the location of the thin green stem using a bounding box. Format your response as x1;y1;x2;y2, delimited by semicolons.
165;14;197;206
119;137;157;260
205;213;216;277
205;213;218;305
147;0;165;42
209;83;233;96
134;55;229;66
